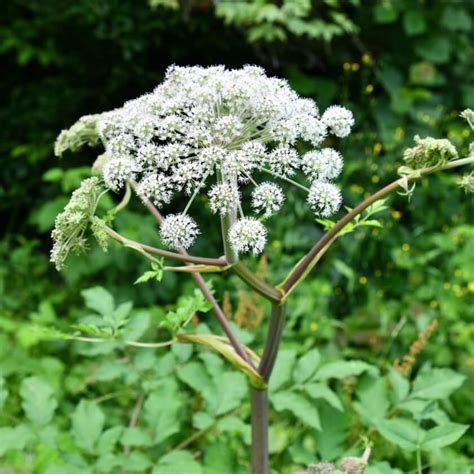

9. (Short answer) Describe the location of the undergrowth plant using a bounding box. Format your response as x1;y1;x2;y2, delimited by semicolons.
38;66;474;472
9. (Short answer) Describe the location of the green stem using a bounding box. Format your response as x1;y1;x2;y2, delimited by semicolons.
257;166;310;192
217;171;239;264
232;261;282;303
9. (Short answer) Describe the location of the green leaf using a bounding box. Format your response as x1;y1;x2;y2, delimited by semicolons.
314;404;350;461
214;372;247;415
193;412;214;430
440;6;472;32
143;379;182;443
20;376;57;425
153;451;203;474
354;376;389;422
293;349;321;384
0;376;9;409
403;10;426;36
81;286;115;317
217;416;251;445
0;425;34;456
373;2;399;24
120;427;153;447
134;262;163;284
421;423;469;450
121;451;152;471
415;35;451;64
304;383;343;411
388;368;410;403
71;400;105;453
314;360;379;380
271;390;321;430
269;349;297;392
375;418;420;451
204;442;235;474
97;426;124;454
177;361;213;395
366;462;404;474
412;368;466;400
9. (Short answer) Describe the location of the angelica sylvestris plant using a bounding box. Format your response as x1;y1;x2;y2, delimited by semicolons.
51;64;474;473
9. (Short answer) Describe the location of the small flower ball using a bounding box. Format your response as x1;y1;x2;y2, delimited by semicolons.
229;218;267;255
136;173;174;207
307;181;342;217
302;148;343;182
208;183;240;215
251;182;285;217
269;145;299;176
160;213;200;249
103;157;137;191
322;106;354;138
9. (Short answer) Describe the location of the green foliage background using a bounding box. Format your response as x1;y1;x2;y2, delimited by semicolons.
1;0;473;472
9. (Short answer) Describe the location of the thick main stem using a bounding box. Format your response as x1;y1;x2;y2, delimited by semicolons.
251;388;269;474
250;302;286;474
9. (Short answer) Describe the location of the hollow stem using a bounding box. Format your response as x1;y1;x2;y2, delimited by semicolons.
232;261;282;303
250;388;269;474
103;225;227;267
259;303;287;381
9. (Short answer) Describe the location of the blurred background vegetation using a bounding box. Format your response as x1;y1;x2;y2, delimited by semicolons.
1;0;473;472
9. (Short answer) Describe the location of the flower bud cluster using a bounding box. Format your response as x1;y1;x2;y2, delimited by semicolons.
50;178;103;270
403;135;458;169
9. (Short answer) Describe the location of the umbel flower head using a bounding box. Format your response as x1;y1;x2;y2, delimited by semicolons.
55;65;355;256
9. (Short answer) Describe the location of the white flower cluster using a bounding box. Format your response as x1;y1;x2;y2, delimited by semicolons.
92;65;353;253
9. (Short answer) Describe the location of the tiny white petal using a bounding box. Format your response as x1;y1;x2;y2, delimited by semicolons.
307;181;342;217
252;182;284;217
208;183;240;215
103;157;137;191
302;148;343;182
322;105;354;138
160;213;200;249
229;218;267;255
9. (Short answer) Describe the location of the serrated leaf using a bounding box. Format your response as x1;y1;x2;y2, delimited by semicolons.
272;390;321;430
354;376;389;422
314;360;379;380
376;418;420;451
81;287;115;317
20;376;57;425
269;349;297;392
153;451;202;474
388;367;410;402
71;400;105;453
304;383;343;411
120;427;153;447
204;442;235;474
143;379;182;444
214;372;247;415
293;349;321;384
97;426;124;454
0;425;34;456
412;368;465;400
121;451;152;471
421;423;469;450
